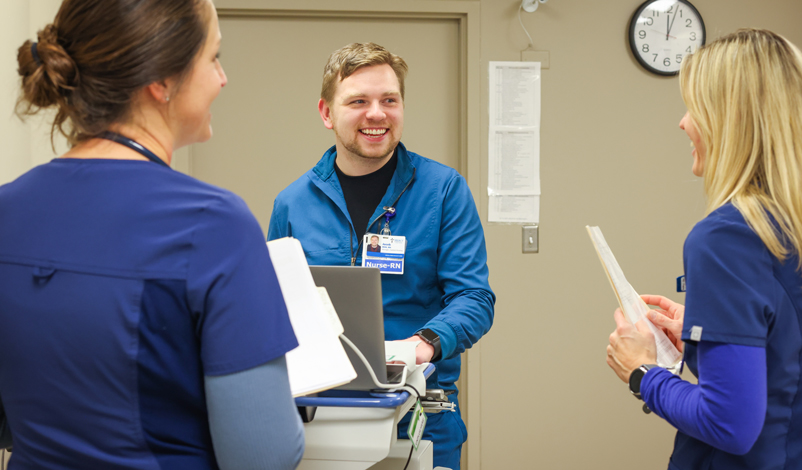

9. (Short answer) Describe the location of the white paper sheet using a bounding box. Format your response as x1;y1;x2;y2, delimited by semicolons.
316;286;344;336
384;341;419;371
267;238;357;396
488;61;541;223
586;226;682;369
488;195;540;224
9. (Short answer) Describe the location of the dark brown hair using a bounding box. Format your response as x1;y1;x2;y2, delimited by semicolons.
17;0;210;145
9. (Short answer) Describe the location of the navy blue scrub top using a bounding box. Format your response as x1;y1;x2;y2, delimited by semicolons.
673;203;802;470
0;159;297;469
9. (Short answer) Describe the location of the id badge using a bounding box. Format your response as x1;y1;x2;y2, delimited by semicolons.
407;398;427;450
362;233;406;275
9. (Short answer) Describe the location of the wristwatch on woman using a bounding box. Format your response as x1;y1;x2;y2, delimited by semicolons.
629;364;657;414
415;328;442;362
629;364;657;400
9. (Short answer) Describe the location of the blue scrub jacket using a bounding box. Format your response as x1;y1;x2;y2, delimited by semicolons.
268;143;495;395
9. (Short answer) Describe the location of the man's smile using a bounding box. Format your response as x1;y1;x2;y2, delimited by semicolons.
360;128;388;136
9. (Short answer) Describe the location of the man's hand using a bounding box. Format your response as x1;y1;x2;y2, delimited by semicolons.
641;294;685;353
398;335;434;364
607;308;658;383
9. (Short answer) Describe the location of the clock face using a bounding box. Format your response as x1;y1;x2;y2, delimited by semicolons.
629;0;706;76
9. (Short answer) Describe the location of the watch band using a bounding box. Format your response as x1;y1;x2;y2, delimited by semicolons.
415;328;442;362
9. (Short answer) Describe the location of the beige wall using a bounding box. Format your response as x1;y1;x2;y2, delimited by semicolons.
0;0;31;185
1;0;68;187
478;0;802;468
2;1;802;469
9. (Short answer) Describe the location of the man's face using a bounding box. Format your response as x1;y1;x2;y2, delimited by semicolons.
370;237;379;247
318;64;404;165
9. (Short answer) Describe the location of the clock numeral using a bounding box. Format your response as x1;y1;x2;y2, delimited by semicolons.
642;44;650;53
686;46;693;53
676;54;683;64
667;6;674;14
652;53;658;63
663;57;671;67
645;17;654;26
639;30;646;40
679;9;683;17
686;18;693;27
690;32;697;41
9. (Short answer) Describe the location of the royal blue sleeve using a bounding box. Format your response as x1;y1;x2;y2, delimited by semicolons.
205;356;304;470
186;194;298;376
422;174;495;360
642;341;766;455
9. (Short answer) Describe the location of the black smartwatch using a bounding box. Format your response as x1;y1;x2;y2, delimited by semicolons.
415;328;442;362
629;364;658;400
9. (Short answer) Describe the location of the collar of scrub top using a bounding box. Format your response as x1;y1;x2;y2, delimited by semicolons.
99;131;171;169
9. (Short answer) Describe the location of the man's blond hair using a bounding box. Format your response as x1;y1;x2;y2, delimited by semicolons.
680;28;802;267
320;43;408;104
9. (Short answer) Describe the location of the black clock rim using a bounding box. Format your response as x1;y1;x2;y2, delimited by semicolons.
628;0;706;76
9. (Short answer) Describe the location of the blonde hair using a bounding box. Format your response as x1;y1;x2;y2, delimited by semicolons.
679;29;802;267
320;42;408;104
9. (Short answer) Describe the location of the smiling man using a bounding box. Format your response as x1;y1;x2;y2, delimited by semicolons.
267;43;495;470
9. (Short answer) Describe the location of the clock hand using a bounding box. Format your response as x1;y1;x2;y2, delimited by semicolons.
667;3;680;38
666;15;670;41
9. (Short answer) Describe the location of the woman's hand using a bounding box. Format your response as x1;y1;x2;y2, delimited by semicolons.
641;294;685;353
607;308;658;383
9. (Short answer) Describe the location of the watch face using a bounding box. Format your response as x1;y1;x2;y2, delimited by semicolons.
629;0;705;76
417;329;438;344
629;367;646;395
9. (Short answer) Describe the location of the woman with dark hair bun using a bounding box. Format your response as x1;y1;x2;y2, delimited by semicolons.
0;1;304;468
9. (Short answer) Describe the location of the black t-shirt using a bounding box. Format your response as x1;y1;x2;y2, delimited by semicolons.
334;151;398;236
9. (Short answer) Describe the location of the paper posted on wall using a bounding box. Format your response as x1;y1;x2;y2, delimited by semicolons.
586;226;682;370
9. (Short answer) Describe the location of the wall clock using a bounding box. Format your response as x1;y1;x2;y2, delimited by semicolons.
628;0;705;76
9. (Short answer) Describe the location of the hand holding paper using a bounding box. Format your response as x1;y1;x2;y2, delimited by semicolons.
587;226;682;369
642;294;685;353
607;308;658;383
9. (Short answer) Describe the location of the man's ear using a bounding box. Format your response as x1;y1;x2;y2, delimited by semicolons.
318;98;334;130
145;81;171;104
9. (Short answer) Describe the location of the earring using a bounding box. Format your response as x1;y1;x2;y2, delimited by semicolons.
165;95;170;103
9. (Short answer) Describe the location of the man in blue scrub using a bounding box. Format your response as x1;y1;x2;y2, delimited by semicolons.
268;42;495;470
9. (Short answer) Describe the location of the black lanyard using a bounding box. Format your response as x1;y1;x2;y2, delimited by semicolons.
99;131;171;169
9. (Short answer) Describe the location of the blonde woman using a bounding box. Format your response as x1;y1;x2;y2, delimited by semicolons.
607;29;802;469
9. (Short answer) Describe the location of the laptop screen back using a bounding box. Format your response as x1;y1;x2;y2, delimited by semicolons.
309;266;386;390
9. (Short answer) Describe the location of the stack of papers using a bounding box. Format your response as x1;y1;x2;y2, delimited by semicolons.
267;237;357;396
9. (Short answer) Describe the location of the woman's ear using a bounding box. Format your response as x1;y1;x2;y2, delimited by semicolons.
145;81;171;104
